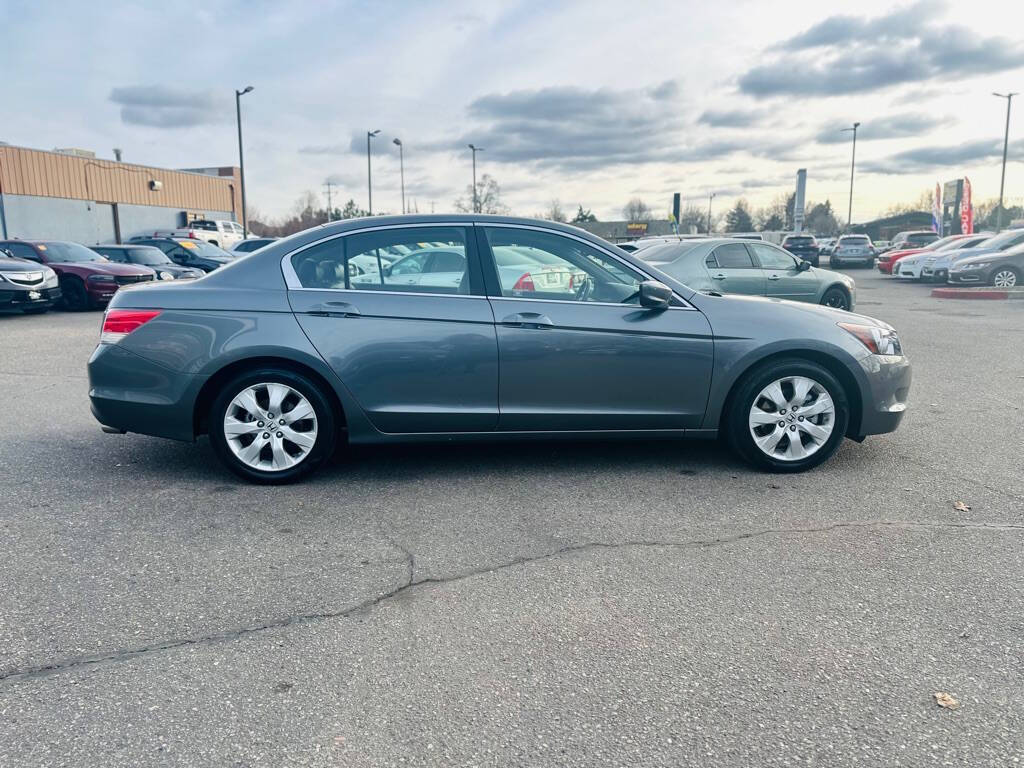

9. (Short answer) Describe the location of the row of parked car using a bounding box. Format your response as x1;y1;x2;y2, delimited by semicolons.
0;233;277;313
875;229;1024;286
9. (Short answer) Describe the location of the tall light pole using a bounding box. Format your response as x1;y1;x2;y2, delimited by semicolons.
235;85;254;237
468;144;484;212
393;138;405;214
366;129;381;215
841;122;860;231
993;92;1017;232
707;192;716;234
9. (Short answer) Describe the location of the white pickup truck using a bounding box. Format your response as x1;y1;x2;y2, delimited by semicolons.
139;220;245;249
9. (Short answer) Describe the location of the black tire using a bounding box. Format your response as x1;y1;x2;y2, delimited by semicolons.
829;257;839;269
820;286;850;311
991;266;1020;288
208;368;337;484
864;258;875;269
60;278;89;311
726;358;849;473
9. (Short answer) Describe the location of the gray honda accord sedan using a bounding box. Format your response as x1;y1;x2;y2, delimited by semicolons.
88;215;911;483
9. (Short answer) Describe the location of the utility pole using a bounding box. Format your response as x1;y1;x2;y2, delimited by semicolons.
993;92;1017;232
468;144;484;212
366;129;380;215
707;192;716;234
324;180;334;222
393;138;405;214
235;85;254;237
842;122;860;231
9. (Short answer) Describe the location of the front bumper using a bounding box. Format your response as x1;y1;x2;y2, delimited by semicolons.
947;271;985;284
0;286;62;309
88;342;205;442
855;353;912;437
877;261;894;274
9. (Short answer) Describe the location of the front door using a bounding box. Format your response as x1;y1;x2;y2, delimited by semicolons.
748;243;819;301
286;225;498;434
478;226;714;431
704;242;766;296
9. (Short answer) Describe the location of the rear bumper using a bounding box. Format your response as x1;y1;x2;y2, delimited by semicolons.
88;342;204;442
855;354;912;437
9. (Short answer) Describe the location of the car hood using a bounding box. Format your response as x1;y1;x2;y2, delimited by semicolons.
955;252;1006;267
0;258;50;273
881;247;924;260
51;260;154;275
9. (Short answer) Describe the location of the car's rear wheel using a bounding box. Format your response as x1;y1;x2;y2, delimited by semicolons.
727;359;849;473
209;369;336;484
992;267;1020;288
60;278;88;311
820;287;850;310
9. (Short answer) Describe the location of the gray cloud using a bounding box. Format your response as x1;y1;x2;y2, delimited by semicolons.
860;138;1023;173
816;113;946;144
697;109;761;128
110;85;225;128
740;5;1024;98
299;131;397;157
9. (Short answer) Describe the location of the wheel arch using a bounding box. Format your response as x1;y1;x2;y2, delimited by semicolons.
821;282;852;304
716;348;864;440
193;355;347;439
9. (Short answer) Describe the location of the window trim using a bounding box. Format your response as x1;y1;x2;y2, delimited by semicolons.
281;222;484;298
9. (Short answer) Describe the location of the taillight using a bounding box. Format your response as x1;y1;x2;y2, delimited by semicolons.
513;273;535;291
101;309;161;344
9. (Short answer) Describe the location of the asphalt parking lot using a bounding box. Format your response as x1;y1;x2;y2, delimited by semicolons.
1;269;1023;767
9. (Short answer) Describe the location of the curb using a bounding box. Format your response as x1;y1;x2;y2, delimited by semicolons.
931;287;1024;300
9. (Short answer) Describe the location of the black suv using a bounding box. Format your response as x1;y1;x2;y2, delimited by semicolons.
128;238;233;272
781;234;820;266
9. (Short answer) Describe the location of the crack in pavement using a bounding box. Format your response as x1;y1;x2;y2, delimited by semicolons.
2;518;1022;686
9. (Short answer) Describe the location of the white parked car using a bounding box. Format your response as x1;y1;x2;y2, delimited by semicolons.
140;220;244;249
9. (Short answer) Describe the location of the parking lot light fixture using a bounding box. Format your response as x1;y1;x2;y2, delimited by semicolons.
468;144;484;212
707;192;716;234
993;93;1017;233
235;86;254;238
841;122;860;231
393;138;405;215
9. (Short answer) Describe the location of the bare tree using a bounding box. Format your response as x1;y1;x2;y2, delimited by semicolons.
545;199;567;222
454;174;509;215
622;198;652;222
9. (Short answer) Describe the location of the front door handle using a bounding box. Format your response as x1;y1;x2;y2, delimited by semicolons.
308;301;361;318
501;312;553;328
767;274;781;281
711;273;727;280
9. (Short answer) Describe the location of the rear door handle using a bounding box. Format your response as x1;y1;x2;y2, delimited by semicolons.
711;273;727;280
501;312;553;328
308;301;361;318
767;274;780;281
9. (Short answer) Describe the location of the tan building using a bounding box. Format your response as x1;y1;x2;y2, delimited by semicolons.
0;144;241;243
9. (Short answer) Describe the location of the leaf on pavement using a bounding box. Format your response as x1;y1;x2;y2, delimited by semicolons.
953;501;971;512
934;692;960;710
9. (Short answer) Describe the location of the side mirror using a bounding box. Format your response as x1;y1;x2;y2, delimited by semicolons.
638;279;672;309
797;259;811;271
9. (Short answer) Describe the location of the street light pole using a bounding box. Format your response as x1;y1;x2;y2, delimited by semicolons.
993;92;1017;232
468;144;484;212
393;138;405;214
235;86;254;237
707;192;716;234
366;129;381;215
841;122;860;231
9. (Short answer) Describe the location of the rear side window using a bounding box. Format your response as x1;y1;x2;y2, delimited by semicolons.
710;243;755;268
750;243;797;269
290;227;472;295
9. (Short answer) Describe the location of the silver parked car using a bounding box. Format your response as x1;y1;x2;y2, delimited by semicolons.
639;238;856;310
88;215;910;483
829;235;877;268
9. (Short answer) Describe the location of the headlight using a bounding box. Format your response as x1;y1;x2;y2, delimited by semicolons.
87;274;116;283
959;262;988;270
838;322;903;356
158;271;175;281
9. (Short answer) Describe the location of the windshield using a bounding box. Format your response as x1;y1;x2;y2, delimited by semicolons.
125;248;172;266
907;233;938;244
179;240;232;259
977;229;1024;250
635;242;702;262
784;236;815;245
39;242;107;262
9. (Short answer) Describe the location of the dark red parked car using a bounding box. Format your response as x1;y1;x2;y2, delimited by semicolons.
0;240;155;310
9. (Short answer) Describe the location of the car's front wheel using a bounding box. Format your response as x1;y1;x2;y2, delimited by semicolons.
209;369;337;484
727;359;849;473
992;267;1020;288
820;287;850;311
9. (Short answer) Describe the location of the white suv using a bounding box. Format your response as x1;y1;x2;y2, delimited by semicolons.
188;220;244;248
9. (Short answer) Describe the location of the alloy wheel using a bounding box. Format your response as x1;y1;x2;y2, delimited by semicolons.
748;376;835;462
223;382;318;471
993;269;1018;288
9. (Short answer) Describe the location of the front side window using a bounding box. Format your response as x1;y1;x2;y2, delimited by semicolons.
290;226;471;295
750;243;797;269
710;243;755;269
484;228;641;304
3;242;41;261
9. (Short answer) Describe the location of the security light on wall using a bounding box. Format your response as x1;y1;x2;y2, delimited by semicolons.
149;179;163;191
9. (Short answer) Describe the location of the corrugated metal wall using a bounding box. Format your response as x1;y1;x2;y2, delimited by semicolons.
0;146;237;214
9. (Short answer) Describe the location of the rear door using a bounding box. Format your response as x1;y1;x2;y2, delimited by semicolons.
285;224;498;433
749;243;818;301
705;243;765;296
478;225;714;431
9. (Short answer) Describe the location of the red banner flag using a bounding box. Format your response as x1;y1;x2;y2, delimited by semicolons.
961;177;973;234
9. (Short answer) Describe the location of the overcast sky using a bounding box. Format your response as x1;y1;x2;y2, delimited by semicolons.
2;0;1022;223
